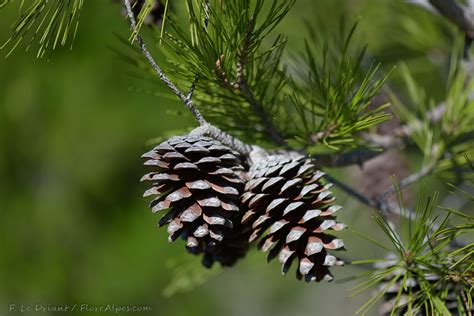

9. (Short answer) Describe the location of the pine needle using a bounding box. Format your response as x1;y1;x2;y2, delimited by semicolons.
1;0;83;58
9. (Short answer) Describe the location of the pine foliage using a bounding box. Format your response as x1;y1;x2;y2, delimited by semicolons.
151;0;390;150
1;0;84;58
289;21;391;152
391;46;474;180
353;185;473;315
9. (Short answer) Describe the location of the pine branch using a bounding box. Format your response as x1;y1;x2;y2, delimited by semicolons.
358;102;446;150
309;124;338;145
148;0;293;146
327;163;469;252
378;163;435;201
123;0;206;125
323;172;403;221
406;0;473;60
122;0;253;155
291;23;392;152
428;0;474;37
323;173;380;209
406;0;438;13
322;173;407;249
355;186;472;315
186;73;200;100
313;149;381;167
237;74;287;147
324;161;431;220
312;102;447;168
185;0;209;101
235;19;288;148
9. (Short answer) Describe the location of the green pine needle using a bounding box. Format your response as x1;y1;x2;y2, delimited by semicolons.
290;22;392;152
1;0;83;58
391;40;474;178
353;181;473;315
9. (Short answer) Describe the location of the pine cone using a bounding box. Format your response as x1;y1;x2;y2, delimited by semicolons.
241;153;346;282
141;134;248;267
376;256;473;315
119;0;167;27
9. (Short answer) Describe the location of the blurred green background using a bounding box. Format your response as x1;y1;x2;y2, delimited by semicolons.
0;1;455;315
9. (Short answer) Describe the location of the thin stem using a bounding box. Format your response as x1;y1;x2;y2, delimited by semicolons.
123;0;206;125
187;73;200;100
322;174;380;209
308;124;338;149
323;170;419;221
323;173;405;245
203;0;210;32
235;19;288;148
310;103;447;168
406;0;438;13
429;0;474;37
187;0;209;101
238;78;288;147
314;149;381;167
123;0;254;156
410;0;473;59
378;164;435;201
362;103;446;149
325;159;467;251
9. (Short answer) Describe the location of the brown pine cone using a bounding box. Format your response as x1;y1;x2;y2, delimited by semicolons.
241;153;346;282
141;134;249;267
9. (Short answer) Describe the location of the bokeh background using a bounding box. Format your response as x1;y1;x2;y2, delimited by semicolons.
0;1;457;315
